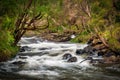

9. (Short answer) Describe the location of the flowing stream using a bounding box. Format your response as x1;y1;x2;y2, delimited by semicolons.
0;36;120;80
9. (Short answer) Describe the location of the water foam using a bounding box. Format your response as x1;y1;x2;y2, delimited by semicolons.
1;37;91;77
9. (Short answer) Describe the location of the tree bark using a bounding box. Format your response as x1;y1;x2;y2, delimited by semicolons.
13;0;49;45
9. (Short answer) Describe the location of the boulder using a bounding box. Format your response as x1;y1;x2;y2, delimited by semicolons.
83;46;94;54
90;57;104;64
104;51;115;57
97;51;104;56
19;47;25;52
62;53;72;60
86;35;120;65
80;56;93;63
67;57;77;62
76;49;84;55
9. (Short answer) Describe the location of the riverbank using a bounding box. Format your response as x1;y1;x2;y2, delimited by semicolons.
76;35;120;67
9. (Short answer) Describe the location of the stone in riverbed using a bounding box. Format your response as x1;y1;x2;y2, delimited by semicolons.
62;53;72;60
39;47;51;50
83;46;94;54
12;61;26;65
19;56;28;59
76;49;84;55
19;47;25;52
67;57;77;62
19;46;31;52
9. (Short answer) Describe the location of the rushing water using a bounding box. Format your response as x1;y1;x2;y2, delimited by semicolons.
0;37;120;80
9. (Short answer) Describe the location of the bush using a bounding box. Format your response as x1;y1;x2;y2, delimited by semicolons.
107;27;120;51
0;17;18;62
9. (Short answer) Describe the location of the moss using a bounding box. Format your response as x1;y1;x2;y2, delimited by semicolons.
108;38;120;51
112;27;120;41
107;27;120;51
70;31;91;43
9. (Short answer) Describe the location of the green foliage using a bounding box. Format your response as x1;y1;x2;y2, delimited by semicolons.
48;26;58;33
1;16;15;30
111;27;120;42
0;16;18;62
108;38;120;51
57;26;63;32
0;0;18;16
71;31;90;43
0;30;18;62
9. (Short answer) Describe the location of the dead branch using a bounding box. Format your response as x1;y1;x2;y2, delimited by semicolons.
79;0;91;17
94;27;109;47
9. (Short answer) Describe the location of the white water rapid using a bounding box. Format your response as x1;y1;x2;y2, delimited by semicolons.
0;36;120;80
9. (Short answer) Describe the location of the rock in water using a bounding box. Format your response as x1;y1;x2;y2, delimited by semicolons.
12;61;26;65
20;46;31;52
19;47;25;52
62;53;72;60
19;56;27;59
76;49;84;55
67;57;77;62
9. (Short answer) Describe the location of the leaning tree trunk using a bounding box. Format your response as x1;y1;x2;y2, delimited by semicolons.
13;0;49;45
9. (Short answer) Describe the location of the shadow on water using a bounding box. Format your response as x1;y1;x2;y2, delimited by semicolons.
0;71;40;80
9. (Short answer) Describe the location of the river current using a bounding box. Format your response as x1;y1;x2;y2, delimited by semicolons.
0;36;120;80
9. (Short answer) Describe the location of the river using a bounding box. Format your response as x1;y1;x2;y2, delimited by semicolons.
0;36;120;80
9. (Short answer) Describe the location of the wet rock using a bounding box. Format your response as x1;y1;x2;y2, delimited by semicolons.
83;46;94;54
116;56;120;62
67;57;77;62
90;57;104;64
12;61;26;65
62;53;72;60
86;56;93;60
80;57;93;63
19;47;25;52
39;47;51;50
20;46;31;52
115;52;120;56
103;55;118;64
85;35;120;65
19;56;27;59
104;51;115;57
76;46;95;55
97;52;104;56
76;49;84;55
